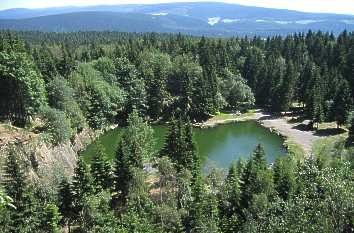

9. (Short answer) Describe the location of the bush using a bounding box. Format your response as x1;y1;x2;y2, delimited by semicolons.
40;106;73;145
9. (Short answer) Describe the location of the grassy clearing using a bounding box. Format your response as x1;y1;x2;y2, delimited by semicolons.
211;109;256;121
284;139;306;161
312;134;348;157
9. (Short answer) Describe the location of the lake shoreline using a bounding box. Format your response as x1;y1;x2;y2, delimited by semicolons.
196;109;323;155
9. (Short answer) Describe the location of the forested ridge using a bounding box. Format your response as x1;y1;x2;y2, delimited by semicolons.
0;30;354;232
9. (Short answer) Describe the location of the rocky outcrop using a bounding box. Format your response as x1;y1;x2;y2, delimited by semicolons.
0;128;95;183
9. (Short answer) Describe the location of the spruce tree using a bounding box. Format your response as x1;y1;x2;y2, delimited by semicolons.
91;143;112;192
240;144;274;211
161;115;187;171
58;178;74;230
71;156;94;225
3;149;41;232
40;204;62;233
225;162;241;216
332;80;352;128
113;142;131;206
183;120;197;171
273;157;296;200
113;110;154;206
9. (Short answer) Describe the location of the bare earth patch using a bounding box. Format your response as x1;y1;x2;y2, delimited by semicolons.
197;110;346;155
252;111;322;154
0;124;36;149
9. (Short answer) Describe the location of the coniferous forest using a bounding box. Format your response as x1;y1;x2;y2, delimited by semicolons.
0;30;354;232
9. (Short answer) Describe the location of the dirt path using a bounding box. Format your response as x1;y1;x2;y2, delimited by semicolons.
252;110;322;154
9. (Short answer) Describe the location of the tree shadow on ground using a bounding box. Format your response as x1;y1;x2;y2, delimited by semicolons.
292;123;313;131
314;128;346;137
258;115;279;121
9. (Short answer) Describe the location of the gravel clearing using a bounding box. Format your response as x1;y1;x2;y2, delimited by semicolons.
252;110;323;154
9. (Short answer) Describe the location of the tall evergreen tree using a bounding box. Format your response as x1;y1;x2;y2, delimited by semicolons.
272;157;296;200
113;110;154;206
240;144;274;211
3;149;41;232
331;80;352;128
71;156;94;227
90;143;112;192
58;178;74;231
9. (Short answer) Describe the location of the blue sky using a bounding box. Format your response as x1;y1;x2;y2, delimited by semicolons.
0;0;353;15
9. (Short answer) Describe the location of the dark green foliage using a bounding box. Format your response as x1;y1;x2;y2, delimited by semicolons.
2;149;42;232
33;44;58;82
331;80;352;127
137;50;172;120
58;178;74;228
72;157;94;200
114;57;147;117
0;33;46;126
1;30;354;233
161;116;196;171
57;44;75;78
272;156;296;200
113;110;154;206
348;116;354;146
40;204;61;233
90;143;112;192
71;157;94;229
240;144;274;211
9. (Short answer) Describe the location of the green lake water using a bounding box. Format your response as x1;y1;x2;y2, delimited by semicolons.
81;121;286;169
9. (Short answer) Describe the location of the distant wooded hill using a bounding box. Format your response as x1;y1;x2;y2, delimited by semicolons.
0;2;353;36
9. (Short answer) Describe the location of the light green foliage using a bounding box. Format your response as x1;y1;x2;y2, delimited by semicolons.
220;69;255;110
40;106;73;144
0;189;15;211
69;63;125;129
0;35;47;126
113;110;154;206
47;76;86;132
114;57;147;117
137;50;172;120
40;204;62;233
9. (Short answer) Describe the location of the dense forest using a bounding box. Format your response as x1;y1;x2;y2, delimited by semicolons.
0;30;353;232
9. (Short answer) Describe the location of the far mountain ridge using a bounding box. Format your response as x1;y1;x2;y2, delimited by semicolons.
0;2;353;36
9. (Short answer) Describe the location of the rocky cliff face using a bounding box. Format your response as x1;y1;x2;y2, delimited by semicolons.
0;128;95;184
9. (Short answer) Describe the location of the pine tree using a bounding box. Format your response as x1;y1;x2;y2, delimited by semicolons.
273;157;296;200
183;120;197;171
113;142;131;206
41;204;62;233
3;149;41;232
332;80;352;128
71;157;94;225
91;143;112;192
58;178;74;231
113;110;154;206
240;144;274;211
